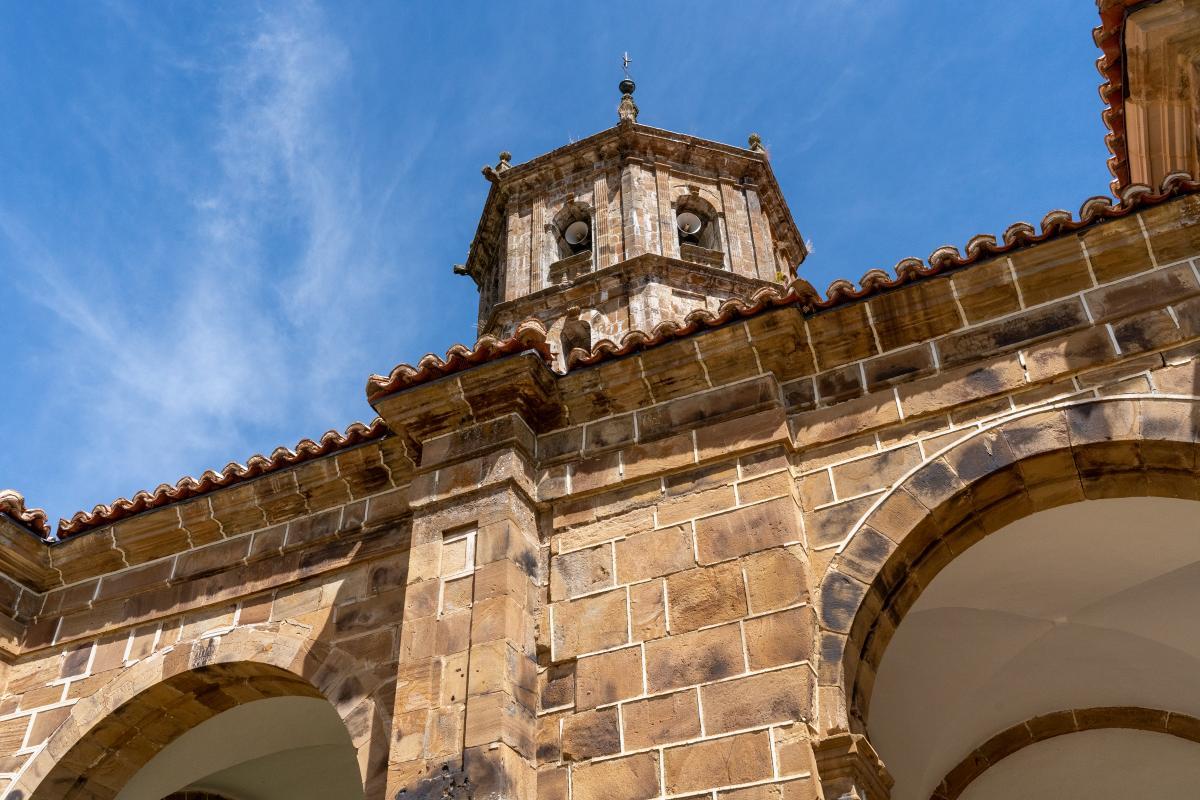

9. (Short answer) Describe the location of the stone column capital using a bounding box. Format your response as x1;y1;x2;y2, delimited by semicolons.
814;732;894;800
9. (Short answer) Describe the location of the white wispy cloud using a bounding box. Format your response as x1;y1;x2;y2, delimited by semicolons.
2;0;421;518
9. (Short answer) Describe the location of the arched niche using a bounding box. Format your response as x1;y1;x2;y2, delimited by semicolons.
548;201;594;266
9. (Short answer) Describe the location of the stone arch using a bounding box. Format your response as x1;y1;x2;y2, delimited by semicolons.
669;182;722;210
816;396;1200;735
15;624;392;800
929;706;1200;799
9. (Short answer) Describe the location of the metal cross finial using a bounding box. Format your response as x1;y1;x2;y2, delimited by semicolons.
622;52;632;78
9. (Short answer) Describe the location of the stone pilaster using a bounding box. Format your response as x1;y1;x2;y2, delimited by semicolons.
743;183;778;282
718;177;753;278
654;162;678;260
385;418;541;800
592;167;615;268
620;156;647;259
531;194;547;294
373;356;558;800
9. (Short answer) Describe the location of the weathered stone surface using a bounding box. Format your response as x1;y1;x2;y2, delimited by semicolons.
615;525;694;583
869;278;963;352
666;561;747;633
550;543;614;600
1085;263;1200;322
952;256;1022;323
571;751;660;800
1009;235;1091;306
551;589;629;660
561;707;621;761
693;497;800;564
744;607;815;669
701;666;814;734
936;299;1089;367
743;547;809;612
664;730;774;794
645;624;745;692
622;689;701;749
575;646;643;710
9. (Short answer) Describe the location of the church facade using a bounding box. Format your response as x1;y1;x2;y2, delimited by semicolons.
2;2;1200;798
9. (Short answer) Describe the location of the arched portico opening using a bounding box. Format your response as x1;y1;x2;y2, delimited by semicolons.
120;694;363;799
16;626;389;800
27;661;363;800
816;396;1200;799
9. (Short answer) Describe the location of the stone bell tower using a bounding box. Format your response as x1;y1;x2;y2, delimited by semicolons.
455;73;807;364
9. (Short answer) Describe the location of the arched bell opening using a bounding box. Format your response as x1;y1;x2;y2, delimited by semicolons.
674;195;722;258
549;202;594;268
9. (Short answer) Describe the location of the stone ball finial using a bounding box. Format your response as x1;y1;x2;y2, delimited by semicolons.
619;77;636;96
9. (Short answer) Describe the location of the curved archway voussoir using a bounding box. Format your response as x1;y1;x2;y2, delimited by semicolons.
815;396;1200;735
929;706;1200;800
17;625;384;800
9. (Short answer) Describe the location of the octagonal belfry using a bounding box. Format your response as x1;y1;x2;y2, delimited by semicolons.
456;81;806;364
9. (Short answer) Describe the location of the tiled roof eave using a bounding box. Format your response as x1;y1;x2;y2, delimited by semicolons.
372;171;1200;395
55;417;390;539
39;172;1200;543
0;491;51;540
1094;0;1158;193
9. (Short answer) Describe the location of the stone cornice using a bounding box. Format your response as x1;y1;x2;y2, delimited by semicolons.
481;252;781;335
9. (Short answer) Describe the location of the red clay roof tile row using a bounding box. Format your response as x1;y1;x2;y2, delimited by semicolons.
49;418;389;539
374;172;1200;380
364;318;554;403
1094;0;1144;192
7;172;1197;543
0;490;50;539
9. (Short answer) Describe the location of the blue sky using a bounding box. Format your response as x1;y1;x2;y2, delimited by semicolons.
2;1;1110;523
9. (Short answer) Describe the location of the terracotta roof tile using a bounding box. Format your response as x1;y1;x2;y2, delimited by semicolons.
56;417;389;538
365;318;553;402
34;172;1200;542
370;173;1199;386
1094;0;1146;192
0;490;51;539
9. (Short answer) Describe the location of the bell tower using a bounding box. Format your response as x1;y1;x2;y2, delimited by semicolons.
455;71;807;365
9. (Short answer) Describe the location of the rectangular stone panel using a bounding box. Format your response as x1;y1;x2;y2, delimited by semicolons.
1009;235;1092;306
663;730;774;794
952;256;1022;323
644;623;744;692
868;277;963;352
935;298;1089;367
